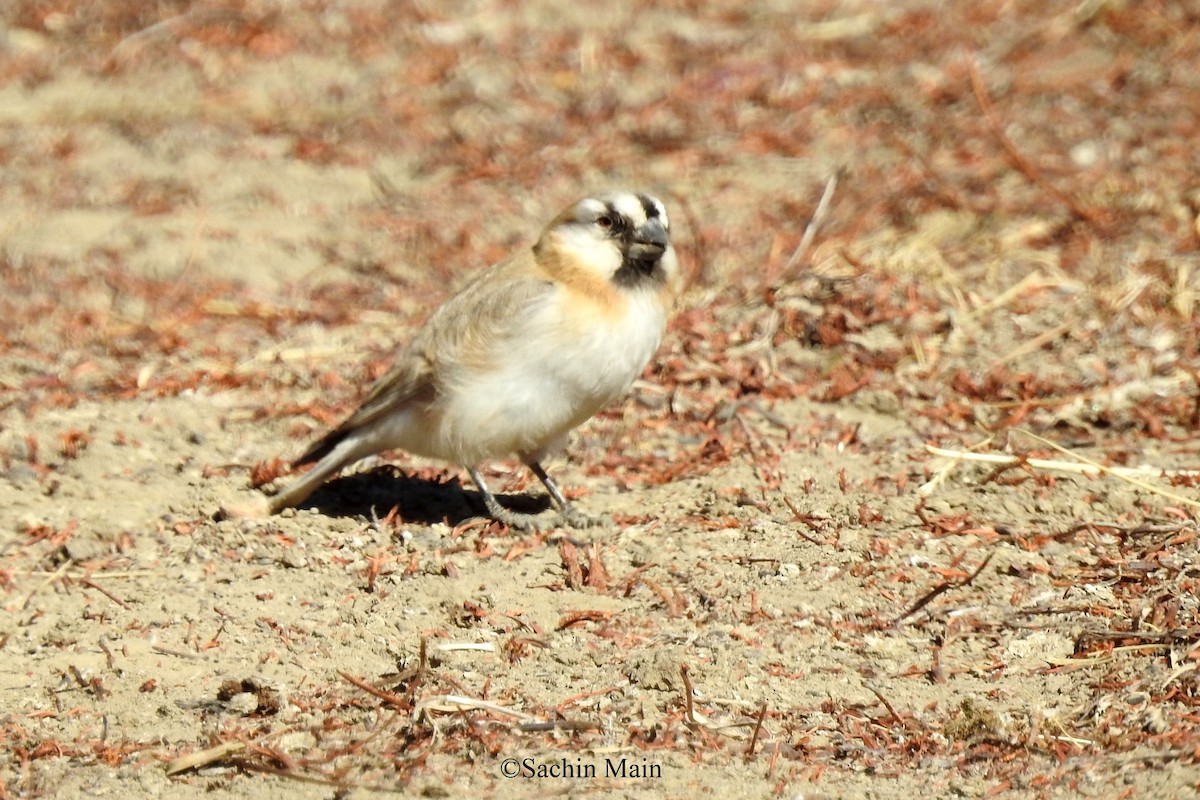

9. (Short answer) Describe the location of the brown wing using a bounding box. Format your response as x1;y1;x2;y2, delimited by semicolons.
290;349;433;466
293;253;555;466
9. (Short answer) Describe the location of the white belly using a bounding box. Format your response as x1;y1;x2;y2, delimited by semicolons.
421;288;666;465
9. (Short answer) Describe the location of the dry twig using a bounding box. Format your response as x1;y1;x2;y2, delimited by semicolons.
783;171;840;273
967;57;1107;229
894;551;995;625
164;740;247;776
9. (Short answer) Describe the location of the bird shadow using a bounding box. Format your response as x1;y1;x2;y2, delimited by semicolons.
292;465;551;527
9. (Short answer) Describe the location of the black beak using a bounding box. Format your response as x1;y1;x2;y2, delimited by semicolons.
625;217;669;262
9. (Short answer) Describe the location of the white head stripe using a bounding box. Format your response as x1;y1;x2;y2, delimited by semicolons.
609;194;647;226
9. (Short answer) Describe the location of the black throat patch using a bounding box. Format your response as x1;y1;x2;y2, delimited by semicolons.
613;256;666;288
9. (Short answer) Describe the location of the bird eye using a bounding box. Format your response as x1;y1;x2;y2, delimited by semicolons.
596;215;614;229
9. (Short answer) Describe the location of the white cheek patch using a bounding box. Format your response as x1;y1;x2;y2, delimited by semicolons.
554;225;622;277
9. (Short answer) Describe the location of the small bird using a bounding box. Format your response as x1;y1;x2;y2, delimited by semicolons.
253;191;680;531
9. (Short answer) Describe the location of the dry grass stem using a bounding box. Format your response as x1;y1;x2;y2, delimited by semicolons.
164;741;248;776
784;171;840;273
924;441;1200;506
434;642;496;653
413;694;538;723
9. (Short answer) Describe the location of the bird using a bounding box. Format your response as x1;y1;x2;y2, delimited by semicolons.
244;191;680;531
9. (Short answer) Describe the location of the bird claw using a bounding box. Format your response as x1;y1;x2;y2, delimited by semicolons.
480;503;607;533
488;508;548;533
556;506;609;529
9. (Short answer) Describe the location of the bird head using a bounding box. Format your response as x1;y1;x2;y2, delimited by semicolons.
534;191;679;292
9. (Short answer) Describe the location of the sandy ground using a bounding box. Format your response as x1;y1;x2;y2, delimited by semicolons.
3;1;1200;798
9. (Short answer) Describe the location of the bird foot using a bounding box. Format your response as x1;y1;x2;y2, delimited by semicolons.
479;498;607;533
556;505;609;529
485;507;549;533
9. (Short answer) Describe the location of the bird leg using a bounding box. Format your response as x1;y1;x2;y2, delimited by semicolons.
467;467;547;532
526;461;608;529
466;464;608;531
